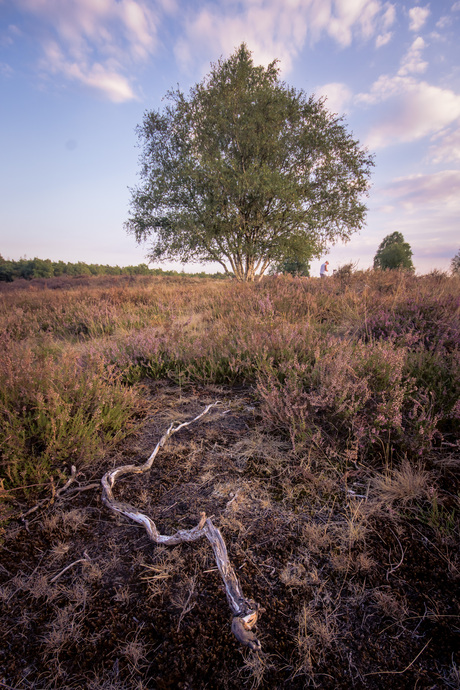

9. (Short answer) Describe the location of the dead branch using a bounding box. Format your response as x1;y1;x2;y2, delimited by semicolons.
101;402;261;650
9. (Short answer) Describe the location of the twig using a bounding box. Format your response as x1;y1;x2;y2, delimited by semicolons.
60;465;78;493
225;489;242;511
19;465;78;520
364;638;431;676
64;482;101;494
386;529;406;580
49;552;90;583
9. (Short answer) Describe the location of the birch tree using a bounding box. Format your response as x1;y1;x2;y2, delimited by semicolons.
126;44;374;281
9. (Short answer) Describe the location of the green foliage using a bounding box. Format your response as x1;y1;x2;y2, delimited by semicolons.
373;232;414;271
0;341;142;489
272;256;311;276
126;43;374;281
0;256;228;282
0;255;14;282
451;248;460;275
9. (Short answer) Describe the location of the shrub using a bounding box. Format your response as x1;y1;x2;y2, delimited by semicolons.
0;335;142;491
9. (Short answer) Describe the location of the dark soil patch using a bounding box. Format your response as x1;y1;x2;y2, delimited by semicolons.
1;382;459;689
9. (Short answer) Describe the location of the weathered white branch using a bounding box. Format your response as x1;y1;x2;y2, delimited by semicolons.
101;402;261;650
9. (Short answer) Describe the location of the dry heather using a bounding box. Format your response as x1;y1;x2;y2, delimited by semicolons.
0;271;459;689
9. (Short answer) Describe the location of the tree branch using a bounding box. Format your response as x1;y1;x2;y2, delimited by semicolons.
101;402;261;650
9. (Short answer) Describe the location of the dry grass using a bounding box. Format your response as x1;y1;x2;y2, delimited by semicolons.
372;460;430;504
294;600;339;682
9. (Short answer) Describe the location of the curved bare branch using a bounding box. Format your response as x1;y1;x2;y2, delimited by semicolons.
101;402;261;650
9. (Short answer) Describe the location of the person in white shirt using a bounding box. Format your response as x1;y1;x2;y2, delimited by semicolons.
320;260;329;278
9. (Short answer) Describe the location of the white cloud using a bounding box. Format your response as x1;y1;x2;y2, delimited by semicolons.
315;82;353;114
41;38;136;102
70;62;136;103
12;0;161;101
375;31;392;47
175;0;398;76
374;3;395;47
360;78;460;148
174;3;305;75
408;5;430;32
429;122;460;163
397;36;427;76
356;35;460;148
381;3;396;29
383;170;460;211
327;0;382;47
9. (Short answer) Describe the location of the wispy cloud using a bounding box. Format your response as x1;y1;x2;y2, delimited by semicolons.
429;122;460;163
383;170;460;210
175;0;397;75
0;22;23;49
41;40;136;102
8;0;401;99
0;62;14;77
315;82;353;114
408;5;430;32
369;170;460;268
397;36;427;76
357;37;460;148
375;3;396;47
10;0;163;101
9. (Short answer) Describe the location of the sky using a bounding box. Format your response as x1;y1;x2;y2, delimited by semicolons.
1;0;459;276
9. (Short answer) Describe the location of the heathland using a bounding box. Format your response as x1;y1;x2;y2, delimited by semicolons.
0;270;459;689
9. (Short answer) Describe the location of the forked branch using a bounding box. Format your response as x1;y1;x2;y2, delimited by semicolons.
101;402;261;650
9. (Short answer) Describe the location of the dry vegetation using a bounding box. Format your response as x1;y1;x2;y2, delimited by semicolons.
0;270;459;689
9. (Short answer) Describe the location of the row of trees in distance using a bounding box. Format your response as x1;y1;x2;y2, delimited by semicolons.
0;255;222;283
2;240;458;283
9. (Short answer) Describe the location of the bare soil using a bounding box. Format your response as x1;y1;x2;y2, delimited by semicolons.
1;382;459;689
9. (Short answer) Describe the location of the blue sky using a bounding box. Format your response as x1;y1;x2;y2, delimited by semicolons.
1;0;459;276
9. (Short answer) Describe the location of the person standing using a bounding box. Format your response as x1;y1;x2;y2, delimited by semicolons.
320;260;329;278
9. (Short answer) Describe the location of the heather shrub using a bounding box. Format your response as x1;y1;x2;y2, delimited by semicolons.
103;312;318;385
256;337;439;461
0;276;228;342
361;293;460;432
0;334;142;490
0;272;458;494
362;295;460;351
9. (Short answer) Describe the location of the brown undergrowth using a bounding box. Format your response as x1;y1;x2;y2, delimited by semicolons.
1;381;459;689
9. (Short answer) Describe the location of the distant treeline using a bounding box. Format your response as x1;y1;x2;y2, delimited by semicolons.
0;256;225;282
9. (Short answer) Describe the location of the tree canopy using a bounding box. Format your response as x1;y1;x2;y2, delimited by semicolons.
373;232;414;271
126;44;374;281
271;254;312;277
